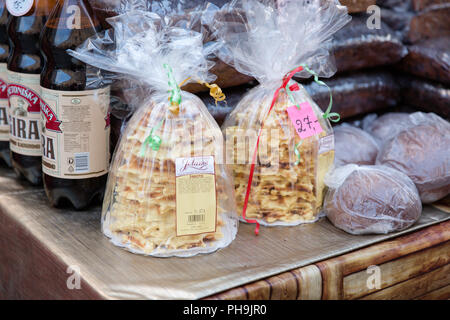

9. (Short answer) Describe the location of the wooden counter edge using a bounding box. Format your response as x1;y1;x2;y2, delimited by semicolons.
205;221;450;300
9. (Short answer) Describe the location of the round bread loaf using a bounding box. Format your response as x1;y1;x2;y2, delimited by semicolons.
376;112;450;203
363;112;413;143
334;124;380;167
324;165;422;235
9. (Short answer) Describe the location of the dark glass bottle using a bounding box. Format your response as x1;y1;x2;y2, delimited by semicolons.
40;0;110;209
0;0;10;167
7;0;57;184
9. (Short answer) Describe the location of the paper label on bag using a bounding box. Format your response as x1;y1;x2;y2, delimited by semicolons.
40;87;111;179
287;102;323;139
175;156;217;236
6;0;34;17
7;71;42;156
0;64;9;142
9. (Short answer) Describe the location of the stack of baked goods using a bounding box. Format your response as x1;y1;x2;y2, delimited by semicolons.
224;86;334;225
103;94;238;257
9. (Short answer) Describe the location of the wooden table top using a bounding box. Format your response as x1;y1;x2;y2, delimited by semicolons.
0;167;448;300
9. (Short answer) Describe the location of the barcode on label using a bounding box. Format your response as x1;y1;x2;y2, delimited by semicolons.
74;152;89;173
188;214;205;223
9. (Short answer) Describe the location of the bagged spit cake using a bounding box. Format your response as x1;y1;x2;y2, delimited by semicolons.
70;11;238;257
211;0;350;226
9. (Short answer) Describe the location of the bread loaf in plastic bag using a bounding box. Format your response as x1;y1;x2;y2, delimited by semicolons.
334;124;380;167
324;164;422;235
362;112;413;144
376;112;450;203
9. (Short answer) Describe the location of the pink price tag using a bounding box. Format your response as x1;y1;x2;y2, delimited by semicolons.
286;102;323;139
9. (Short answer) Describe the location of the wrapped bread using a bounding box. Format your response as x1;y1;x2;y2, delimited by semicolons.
398;37;450;85
398;75;450;119
213;0;350;226
324;165;422;235
334;124;380;167
332;13;407;73
362;112;413;144
304;71;401;120
381;4;450;44
376;112;450;203
71;11;238;257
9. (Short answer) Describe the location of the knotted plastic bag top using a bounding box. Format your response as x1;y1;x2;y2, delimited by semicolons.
69;10;217;95
211;0;351;84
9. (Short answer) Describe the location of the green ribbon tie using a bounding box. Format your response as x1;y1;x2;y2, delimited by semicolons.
300;64;340;123
139;120;164;157
164;63;182;106
294;141;303;166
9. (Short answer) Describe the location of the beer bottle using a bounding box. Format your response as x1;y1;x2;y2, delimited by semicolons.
6;0;56;184
40;0;110;209
0;1;10;167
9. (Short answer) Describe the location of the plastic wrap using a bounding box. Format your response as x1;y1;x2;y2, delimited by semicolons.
398;75;450;119
304;70;401;120
92;1;254;146
380;0;450;12
198;83;255;126
332;13;407;73
381;4;450;43
376;112;450;203
334;124;380;167
398;37;450;86
70;11;238;257
324;164;422;235
362;112;413;143
412;0;449;11
377;0;413;11
212;0;350;226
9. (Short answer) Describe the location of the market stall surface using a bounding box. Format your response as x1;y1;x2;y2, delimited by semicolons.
0;167;448;299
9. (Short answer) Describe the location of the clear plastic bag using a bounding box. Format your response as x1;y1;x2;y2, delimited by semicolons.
381;3;450;44
398;74;450;120
324;165;422;235
70;10;238;257
304;71;401;120
212;0;351;226
398;37;450;85
332;13;407;73
362;112;414;144
334;124;380;167
376;112;450;204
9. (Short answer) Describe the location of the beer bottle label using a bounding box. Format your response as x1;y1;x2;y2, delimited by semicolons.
7;71;42;156
40;87;110;179
0;63;9;142
6;0;34;17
